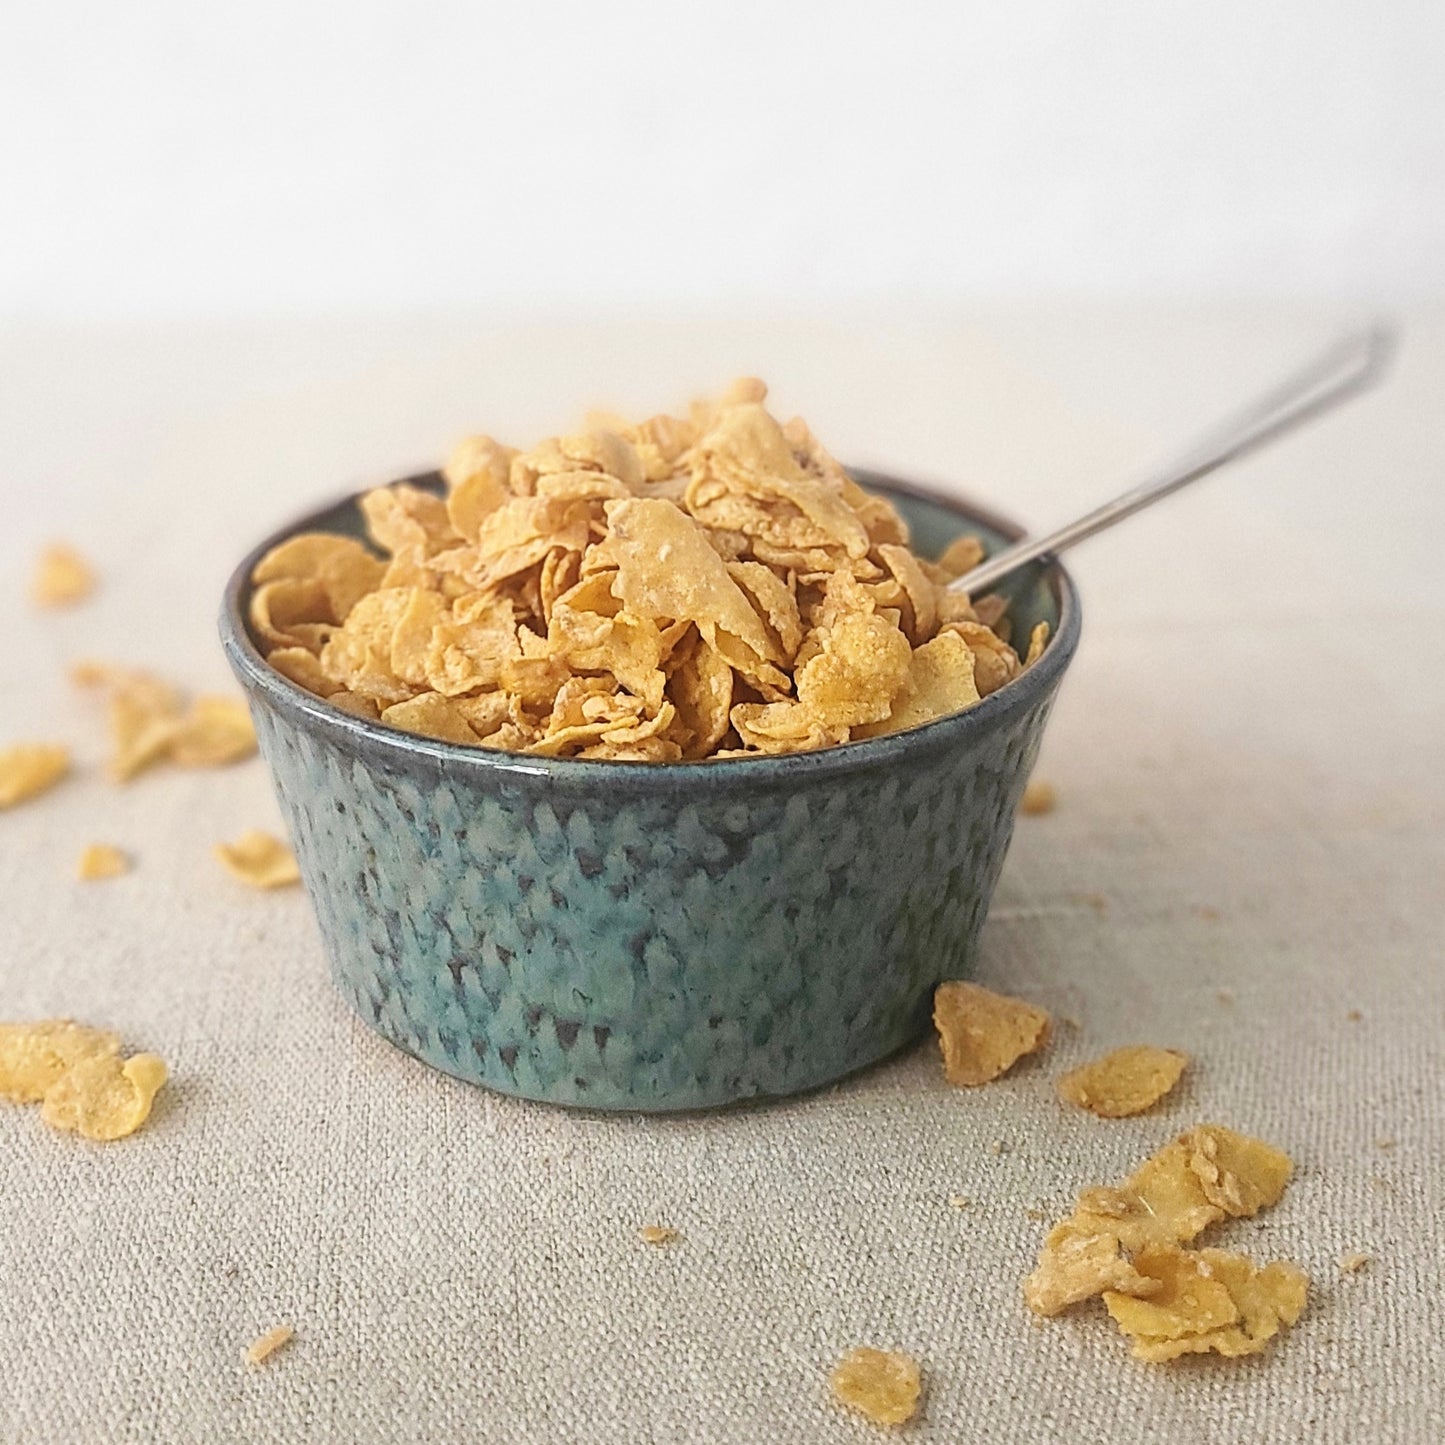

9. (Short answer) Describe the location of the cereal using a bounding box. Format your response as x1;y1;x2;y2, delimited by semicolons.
73;665;256;780
245;1325;295;1367
214;830;301;889
32;542;96;606
169;697;257;768
1019;779;1056;815
250;383;1047;760
40;1051;168;1141
1106;1249;1308;1361
637;1225;682;1246
1024;1125;1294;1316
0;1020;120;1103
1;1020;165;1141
77;843;130;881
829;1347;922;1427
1339;1251;1370;1274
0;743;70;809
1057;1046;1189;1118
932;981;1050;1087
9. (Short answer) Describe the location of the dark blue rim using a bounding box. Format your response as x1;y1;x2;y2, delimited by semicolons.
219;468;1081;793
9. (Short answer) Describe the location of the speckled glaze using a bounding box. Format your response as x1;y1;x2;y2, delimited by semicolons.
221;470;1080;1111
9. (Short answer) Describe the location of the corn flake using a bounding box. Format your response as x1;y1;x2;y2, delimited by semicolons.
215;830;301;889
40;1050;168;1141
1020;779;1056;815
829;1347;922;1427
0;743;70;809
0;1020;120;1103
32;542;96;607
637;1225;682;1246
932;981;1050;1087
1058;1046;1189;1118
1107;1248;1308;1361
77;843;130;881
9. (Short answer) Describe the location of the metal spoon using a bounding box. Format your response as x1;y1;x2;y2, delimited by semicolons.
949;324;1397;597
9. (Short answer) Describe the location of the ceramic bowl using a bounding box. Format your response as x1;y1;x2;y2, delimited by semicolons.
220;470;1080;1111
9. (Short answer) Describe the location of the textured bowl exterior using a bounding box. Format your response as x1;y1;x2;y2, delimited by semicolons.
222;472;1079;1111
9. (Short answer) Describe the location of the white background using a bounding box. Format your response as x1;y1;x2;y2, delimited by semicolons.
2;2;1441;318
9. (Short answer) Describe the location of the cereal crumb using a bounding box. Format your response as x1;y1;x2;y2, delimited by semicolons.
1194;904;1222;922
244;1325;295;1366
946;1195;971;1210
77;844;130;881
1057;1046;1188;1118
1339;1252;1370;1274
1345;1009;1363;1022
1020;780;1056;815
1376;1138;1397;1152
830;1346;921;1426
1216;988;1236;1006
932;982;1050;1087
0;744;70;810
989;1139;1006;1155
32;543;96;607
214;831;301;889
1070;891;1109;915
638;1225;681;1246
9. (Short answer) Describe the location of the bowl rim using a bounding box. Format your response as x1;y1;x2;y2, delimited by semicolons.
219;467;1081;791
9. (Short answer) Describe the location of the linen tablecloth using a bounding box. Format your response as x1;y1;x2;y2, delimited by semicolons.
2;307;1441;1443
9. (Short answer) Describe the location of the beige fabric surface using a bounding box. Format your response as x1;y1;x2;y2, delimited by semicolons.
2;308;1442;1444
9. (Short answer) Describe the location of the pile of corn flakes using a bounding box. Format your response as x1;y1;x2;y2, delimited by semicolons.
249;380;1046;760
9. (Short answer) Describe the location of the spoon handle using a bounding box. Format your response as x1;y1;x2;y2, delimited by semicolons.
949;324;1397;597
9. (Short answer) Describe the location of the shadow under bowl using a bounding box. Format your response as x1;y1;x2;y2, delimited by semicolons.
220;469;1080;1111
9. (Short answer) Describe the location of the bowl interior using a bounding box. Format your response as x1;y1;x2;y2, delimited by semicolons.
242;468;1061;668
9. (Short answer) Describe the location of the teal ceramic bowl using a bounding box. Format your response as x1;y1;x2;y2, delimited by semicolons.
220;470;1079;1111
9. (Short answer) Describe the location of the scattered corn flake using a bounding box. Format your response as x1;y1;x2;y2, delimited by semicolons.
74;665;254;779
1071;891;1109;915
214;830;301;889
1339;1251;1370;1274
0;1020;120;1103
77;843;130;881
1346;1008;1363;1022
638;1225;681;1246
1024;621;1050;666
1102;1246;1240;1342
947;1195;971;1210
1057;1046;1189;1118
31;543;96;607
1377;1138;1397;1152
0;743;70;809
244;1325;295;1367
933;981;1050;1087
1108;1249;1308;1361
1023;1125;1294;1316
1019;779;1056;815
250;383;1028;760
169;697;257;767
40;1050;168;1141
1216;988;1236;1006
829;1347;921;1427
